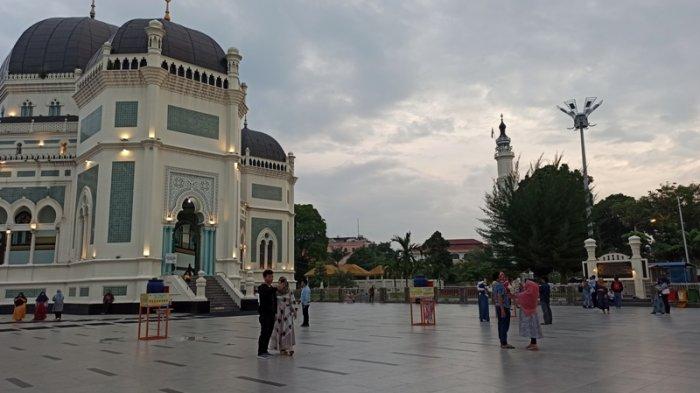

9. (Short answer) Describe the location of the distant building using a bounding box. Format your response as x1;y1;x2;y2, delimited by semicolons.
328;236;372;254
413;238;484;262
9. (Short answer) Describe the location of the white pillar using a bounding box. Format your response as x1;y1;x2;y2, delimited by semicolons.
196;273;207;299
583;238;596;278
28;229;36;265
628;236;646;299
52;228;59;264
4;230;10;264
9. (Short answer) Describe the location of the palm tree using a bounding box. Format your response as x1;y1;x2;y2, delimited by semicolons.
391;232;418;288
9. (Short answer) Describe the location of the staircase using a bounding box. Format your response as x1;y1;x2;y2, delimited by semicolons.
188;276;241;314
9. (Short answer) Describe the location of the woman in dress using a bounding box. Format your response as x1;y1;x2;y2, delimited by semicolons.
596;278;610;314
477;278;490;322
33;291;49;321
516;278;543;351
52;289;64;321
269;277;297;356
12;292;28;322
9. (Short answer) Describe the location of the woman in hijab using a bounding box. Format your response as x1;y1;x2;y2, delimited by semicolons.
52;290;64;321
516;278;543;351
477;278;490;322
596;278;610;314
269;276;297;356
12;292;28;322
33;291;49;321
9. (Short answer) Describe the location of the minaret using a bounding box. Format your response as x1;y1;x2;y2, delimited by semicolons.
494;114;514;186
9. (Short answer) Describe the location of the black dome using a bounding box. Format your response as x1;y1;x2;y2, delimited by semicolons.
110;19;227;74
242;126;286;162
4;17;117;75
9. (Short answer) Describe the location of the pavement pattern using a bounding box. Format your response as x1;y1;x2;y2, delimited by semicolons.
1;303;698;393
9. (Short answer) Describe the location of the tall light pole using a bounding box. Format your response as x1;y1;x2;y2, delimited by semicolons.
558;97;603;237
677;195;691;264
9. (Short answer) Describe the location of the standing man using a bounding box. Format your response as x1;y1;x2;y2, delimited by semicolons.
539;276;552;325
492;271;514;349
300;279;311;327
369;285;375;303
257;269;277;359
103;291;114;314
611;276;624;309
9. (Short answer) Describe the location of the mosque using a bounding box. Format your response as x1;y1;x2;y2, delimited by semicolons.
0;2;295;313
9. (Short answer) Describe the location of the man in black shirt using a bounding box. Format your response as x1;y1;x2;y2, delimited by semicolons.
257;269;277;358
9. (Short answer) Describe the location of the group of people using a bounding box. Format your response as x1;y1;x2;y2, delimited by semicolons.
256;270;312;359
579;276;625;313
478;272;550;351
651;276;671;315
11;290;64;322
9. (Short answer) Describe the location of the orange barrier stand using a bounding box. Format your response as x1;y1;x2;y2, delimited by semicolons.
409;287;437;326
137;293;172;340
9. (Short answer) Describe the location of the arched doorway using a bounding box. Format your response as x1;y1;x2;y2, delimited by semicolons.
172;199;203;273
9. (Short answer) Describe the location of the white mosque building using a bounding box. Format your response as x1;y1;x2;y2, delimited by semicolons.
0;5;295;313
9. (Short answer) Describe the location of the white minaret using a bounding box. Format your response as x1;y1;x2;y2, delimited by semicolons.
494;114;514;186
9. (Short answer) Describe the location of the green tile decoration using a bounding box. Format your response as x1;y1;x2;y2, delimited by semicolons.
0;207;6;223
103;286;127;296
0;171;10;177
0;141;15;145
251;217;283;263
17;170;36;177
80;106;102;142
5;288;46;299
107;161;135;243
252;184;283;201
114;101;138;127
166;105;219;139
75;165;98;244
0;186;65;205
41;170;60;177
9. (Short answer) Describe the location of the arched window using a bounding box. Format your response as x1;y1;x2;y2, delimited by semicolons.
216;77;222;88
193;71;200;81
161;61;169;70
186;68;192;79
131;58;139;69
201;73;207;83
267;240;274;266
177;65;184;77
38;206;56;224
49;99;61;116
140;58;147;68
20;100;33;117
106;59;113;70
259;239;266;269
114;60;121;70
223;80;229;89
169;63;177;74
208;75;215;85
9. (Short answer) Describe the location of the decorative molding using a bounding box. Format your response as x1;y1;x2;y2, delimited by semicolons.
164;166;218;218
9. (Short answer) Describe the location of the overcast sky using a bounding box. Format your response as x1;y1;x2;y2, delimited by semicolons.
1;1;698;243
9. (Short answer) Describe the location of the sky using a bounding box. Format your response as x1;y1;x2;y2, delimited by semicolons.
1;0;698;244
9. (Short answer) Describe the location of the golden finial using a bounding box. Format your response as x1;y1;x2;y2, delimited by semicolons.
90;0;95;19
164;0;172;21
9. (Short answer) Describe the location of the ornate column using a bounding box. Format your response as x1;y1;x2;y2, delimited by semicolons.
629;236;646;299
3;230;10;264
28;227;36;265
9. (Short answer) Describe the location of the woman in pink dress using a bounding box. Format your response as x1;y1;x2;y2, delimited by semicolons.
269;277;297;356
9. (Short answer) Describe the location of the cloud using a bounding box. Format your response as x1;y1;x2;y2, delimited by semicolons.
1;0;698;243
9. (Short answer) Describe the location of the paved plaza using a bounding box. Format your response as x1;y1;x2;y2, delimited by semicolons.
2;303;699;393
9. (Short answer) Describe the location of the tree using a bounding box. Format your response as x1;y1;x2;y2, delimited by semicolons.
592;194;636;253
451;246;498;284
391;232;418;287
329;248;349;264
346;242;397;270
421;231;452;286
294;204;328;282
479;158;589;279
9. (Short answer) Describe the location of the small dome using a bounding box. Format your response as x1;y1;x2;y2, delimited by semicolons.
242;126;286;162
2;17;117;75
110;19;227;73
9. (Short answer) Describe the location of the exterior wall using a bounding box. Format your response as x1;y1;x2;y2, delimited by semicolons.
0;74;79;118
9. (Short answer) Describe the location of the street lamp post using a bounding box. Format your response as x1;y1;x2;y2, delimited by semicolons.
677;195;691;264
558;97;603;237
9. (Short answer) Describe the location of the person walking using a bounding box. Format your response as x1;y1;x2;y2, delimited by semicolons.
659;276;671;315
492;272;513;349
52;289;64;321
651;280;666;315
269;277;297;356
477;278;490;322
12;292;28;322
103;291;114;314
369;285;375;303
539;277;552;325
580;279;591;308
257;269;277;359
516;279;543;351
588;276;598;309
33;291;49;321
610;277;624;309
596;278;610;314
300;279;311;327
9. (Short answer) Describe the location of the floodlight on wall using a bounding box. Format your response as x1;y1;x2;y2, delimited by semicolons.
5;229;10;234
38;141;44;146
143;248;150;257
30;222;37;230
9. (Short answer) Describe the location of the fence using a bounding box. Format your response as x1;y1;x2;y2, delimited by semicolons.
303;283;700;306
